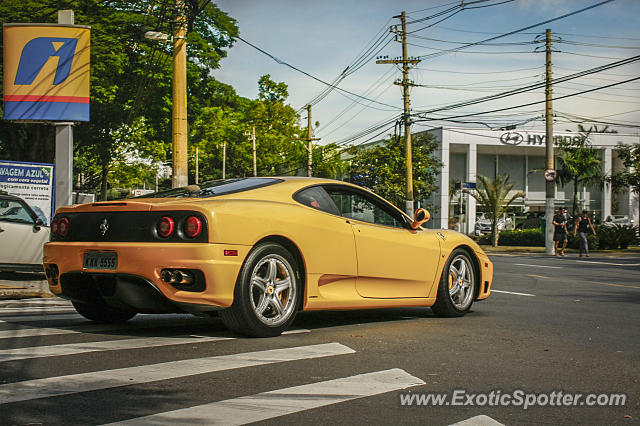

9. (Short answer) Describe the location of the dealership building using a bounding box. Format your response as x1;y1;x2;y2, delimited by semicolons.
421;127;640;233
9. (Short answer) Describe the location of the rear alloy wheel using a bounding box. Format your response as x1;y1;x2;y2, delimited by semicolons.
432;249;476;317
72;301;136;323
220;243;300;337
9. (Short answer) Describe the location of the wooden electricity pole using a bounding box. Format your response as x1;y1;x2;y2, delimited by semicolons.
306;105;320;176
376;11;420;217
222;141;226;179
172;0;188;187
244;127;257;177
545;28;555;255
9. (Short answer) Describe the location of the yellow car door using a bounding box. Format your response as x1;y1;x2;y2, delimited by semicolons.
324;185;441;299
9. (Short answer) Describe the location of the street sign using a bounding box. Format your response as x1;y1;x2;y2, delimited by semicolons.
544;169;557;182
0;160;55;225
3;23;90;121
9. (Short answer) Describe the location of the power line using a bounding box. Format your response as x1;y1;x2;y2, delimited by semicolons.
414;54;640;116
415;75;640;123
415;0;615;61
236;36;400;111
415;65;543;75
557;39;640;50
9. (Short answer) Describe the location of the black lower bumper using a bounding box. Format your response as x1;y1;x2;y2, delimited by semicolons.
58;272;219;314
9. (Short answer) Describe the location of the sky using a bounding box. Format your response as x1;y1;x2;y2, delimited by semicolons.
213;0;640;147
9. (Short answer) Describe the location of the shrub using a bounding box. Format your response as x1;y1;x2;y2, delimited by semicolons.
599;224;639;249
491;229;545;246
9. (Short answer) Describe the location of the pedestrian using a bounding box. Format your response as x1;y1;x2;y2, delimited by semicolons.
552;207;569;256
573;210;597;257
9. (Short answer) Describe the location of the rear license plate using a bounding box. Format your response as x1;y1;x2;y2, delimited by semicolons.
83;252;117;270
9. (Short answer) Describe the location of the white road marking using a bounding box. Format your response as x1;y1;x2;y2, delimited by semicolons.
104;368;424;426
513;263;561;269
0;306;75;314
491;290;535;297
0;313;82;323
0;335;235;362
450;414;505;426
574;260;640;267
0;342;354;404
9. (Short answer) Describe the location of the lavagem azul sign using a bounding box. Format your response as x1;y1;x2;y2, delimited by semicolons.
0;160;55;225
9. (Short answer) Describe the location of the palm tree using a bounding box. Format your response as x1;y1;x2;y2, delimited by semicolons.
470;174;525;247
556;127;602;218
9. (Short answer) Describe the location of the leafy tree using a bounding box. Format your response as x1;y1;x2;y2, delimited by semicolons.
348;132;441;210
470;174;524;247
611;143;640;223
312;143;348;180
556;127;602;218
189;76;304;180
0;0;239;200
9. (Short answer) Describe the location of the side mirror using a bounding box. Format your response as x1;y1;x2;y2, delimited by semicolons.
410;208;430;229
34;218;44;229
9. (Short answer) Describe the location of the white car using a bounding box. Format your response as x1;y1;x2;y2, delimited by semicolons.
0;194;50;272
474;214;513;236
603;215;635;227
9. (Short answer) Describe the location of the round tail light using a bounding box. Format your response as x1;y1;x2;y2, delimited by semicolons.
51;218;59;235
57;217;70;238
184;216;203;238
157;216;175;238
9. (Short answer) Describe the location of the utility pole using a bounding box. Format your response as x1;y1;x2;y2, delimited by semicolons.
195;146;199;184
376;11;420;217
244;127;257;177
172;0;188;188
222;141;226;179
544;28;555;255
306;105;320;177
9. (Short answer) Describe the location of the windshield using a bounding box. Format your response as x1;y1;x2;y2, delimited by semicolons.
135;178;283;198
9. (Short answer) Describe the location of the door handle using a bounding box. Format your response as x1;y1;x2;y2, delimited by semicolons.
0;226;4;232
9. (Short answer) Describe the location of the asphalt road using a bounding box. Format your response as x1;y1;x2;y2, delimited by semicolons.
0;254;638;425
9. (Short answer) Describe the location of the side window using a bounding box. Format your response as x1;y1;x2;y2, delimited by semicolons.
325;187;405;228
0;200;35;225
293;186;341;215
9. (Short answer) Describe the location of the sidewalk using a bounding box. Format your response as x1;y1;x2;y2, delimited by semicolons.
0;271;55;300
481;245;640;255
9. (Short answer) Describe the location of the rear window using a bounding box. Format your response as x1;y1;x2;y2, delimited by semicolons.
136;178;283;198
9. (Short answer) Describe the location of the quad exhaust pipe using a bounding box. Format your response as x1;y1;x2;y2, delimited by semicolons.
161;269;194;285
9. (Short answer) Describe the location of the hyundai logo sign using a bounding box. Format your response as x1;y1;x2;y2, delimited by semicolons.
500;132;523;145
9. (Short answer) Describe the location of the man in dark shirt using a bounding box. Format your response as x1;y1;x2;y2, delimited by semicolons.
552;207;569;256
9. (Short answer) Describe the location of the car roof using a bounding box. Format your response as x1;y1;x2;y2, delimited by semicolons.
0;193;25;202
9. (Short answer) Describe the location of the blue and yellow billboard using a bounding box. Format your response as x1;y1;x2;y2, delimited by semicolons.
3;23;90;122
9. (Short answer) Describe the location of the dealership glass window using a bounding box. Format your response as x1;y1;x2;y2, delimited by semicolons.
498;155;525;191
324;187;404;228
449;153;466;184
0;200;35;225
477;154;496;180
527;156;545;194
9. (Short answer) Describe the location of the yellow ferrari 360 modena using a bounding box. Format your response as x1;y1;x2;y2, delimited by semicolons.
43;177;493;337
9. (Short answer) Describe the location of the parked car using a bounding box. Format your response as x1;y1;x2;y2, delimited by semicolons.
44;177;493;337
603;215;634;227
474;213;513;236
0;193;50;272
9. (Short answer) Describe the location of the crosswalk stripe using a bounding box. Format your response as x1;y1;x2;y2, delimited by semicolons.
0;342;354;404
0;314;208;339
105;368;425;425
0;306;76;314
0;313;82;323
0;306;75;318
0;315;307;340
0;335;235;362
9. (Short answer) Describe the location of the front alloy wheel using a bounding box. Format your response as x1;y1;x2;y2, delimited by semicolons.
220;243;300;337
432;248;476;317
